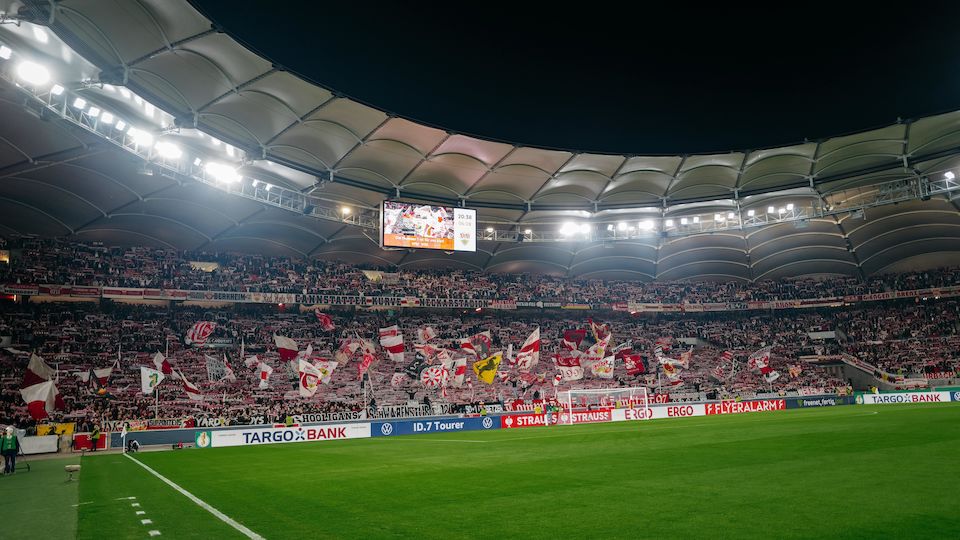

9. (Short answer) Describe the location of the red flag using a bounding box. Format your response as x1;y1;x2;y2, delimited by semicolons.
152;352;173;375
379;325;401;338
416;326;437;343
514;328;541;370
358;353;375;380
562;329;586;350
380;334;405;362
21;354;55;388
314;310;336;331
460;331;492;358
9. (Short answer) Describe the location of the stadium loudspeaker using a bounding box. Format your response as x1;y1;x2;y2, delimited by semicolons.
303;204;316;214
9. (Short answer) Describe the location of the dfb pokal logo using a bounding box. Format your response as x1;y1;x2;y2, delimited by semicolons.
380;423;393;436
855;394;864;404
482;417;493;429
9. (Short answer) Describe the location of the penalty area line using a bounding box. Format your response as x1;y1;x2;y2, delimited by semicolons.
123;453;264;540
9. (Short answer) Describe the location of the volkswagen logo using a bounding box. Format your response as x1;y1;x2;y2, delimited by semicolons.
380;423;393;436
482;417;493;429
954;392;960;402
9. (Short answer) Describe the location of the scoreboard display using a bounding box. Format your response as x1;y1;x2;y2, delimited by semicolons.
381;201;476;252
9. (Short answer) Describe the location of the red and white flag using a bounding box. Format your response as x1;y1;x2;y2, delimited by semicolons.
662;362;682;382
654;336;673;352
186;321;217;346
391;372;407;387
748;347;773;375
298;359;322;397
257;362;273;389
552;373;564;387
416;326;437;343
75;367;113;386
180;371;203;401
379;325;401;338
19;380;62;420
679;349;693;369
591;356;615;379
712;365;727;381
204;354;236;382
380;334;405;362
21;354;56;388
445;357;467;387
335;339;362;363
624;354;646;375
358;353;375;380
152;352;173;375
420;365;447;388
244;355;260;369
460;331;492;359
314;360;338;384
514;328;541;371
554;354;584;381
274;334;299;361
314;310;336;331
562;329;586;351
588;318;610;341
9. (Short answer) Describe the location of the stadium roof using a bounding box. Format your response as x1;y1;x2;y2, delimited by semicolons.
1;0;960;280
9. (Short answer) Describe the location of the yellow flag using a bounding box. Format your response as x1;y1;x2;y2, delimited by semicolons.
472;352;502;384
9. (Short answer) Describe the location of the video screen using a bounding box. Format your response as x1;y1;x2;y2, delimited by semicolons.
381;202;476;252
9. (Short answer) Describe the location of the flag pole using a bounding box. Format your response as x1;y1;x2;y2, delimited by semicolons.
154;386;160;418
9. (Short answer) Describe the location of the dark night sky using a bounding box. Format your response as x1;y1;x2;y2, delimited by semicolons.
190;1;960;154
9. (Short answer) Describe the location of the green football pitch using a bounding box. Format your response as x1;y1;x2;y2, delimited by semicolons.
9;403;960;539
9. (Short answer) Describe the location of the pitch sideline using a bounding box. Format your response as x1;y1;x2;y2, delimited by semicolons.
123;453;264;540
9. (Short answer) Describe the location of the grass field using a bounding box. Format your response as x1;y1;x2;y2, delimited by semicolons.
10;403;960;539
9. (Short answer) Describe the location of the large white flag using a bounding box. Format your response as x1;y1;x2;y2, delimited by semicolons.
514;328;541;371
257;362;273;389
298;359;322;397
140;366;165;394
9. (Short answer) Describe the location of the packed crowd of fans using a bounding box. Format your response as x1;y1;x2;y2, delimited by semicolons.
1;294;958;431
3;237;960;304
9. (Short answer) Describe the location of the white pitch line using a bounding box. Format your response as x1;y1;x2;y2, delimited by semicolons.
131;503;141;507
148;531;162;537
136;511;146;515
123;453;264;540
71;502;94;507
141;519;153;525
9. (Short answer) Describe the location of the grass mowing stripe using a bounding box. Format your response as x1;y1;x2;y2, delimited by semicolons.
123;453;265;540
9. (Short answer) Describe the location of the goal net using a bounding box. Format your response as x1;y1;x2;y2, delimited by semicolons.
556;387;650;425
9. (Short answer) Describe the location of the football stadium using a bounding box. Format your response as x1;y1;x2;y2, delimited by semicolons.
1;2;960;539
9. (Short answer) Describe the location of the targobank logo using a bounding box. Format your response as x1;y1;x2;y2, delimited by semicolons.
380;423;394;436
482;417;493;429
242;427;305;444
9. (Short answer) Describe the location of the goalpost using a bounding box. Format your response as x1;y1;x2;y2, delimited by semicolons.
556;387;650;426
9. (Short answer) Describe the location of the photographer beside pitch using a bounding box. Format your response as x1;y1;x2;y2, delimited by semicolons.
2;426;21;474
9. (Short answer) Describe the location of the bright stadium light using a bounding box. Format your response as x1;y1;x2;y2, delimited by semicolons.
767;206;775;214
692;216;700;224
778;207;786;214
251;179;260;187
487;226;495;233
786;203;794;211
87;106;101;118
50;84;64;95
205;162;240;183
680;217;688;225
128;128;154;147
606;224;614;231
946;171;956;180
32;26;48;44
154;141;182;159
265;183;273;191
747;209;755;217
665;219;674;227
727;212;736;220
115;120;127;132
617;222;627;231
639;220;654;231
715;214;724;222
341;206;351;215
119;87;131;99
15;61;50;86
100;112;114;125
0;46;11;60
72;97;86;109
560;222;574;235
524;229;532;235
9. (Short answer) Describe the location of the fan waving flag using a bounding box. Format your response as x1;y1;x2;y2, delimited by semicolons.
380;334;405;362
186;321;217;346
624;354;646;376
314;310;336;331
679;349;693;369
257;362;273;389
180;371;203;401
472;352;502;384
661;362;682;382
204;355;236;382
420;365;447;388
315;360;339;384
21;354;56;388
460;331;492;359
562;329;586;351
19;380;62;421
514;328;541;371
591;356;615;379
416;326;438;343
748;346;773;375
554;353;584;381
357;353;375;380
140;366;165;394
76;367;113;386
379;325;401;338
152;352;173;375
274;335;299;361
298;359;322;397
